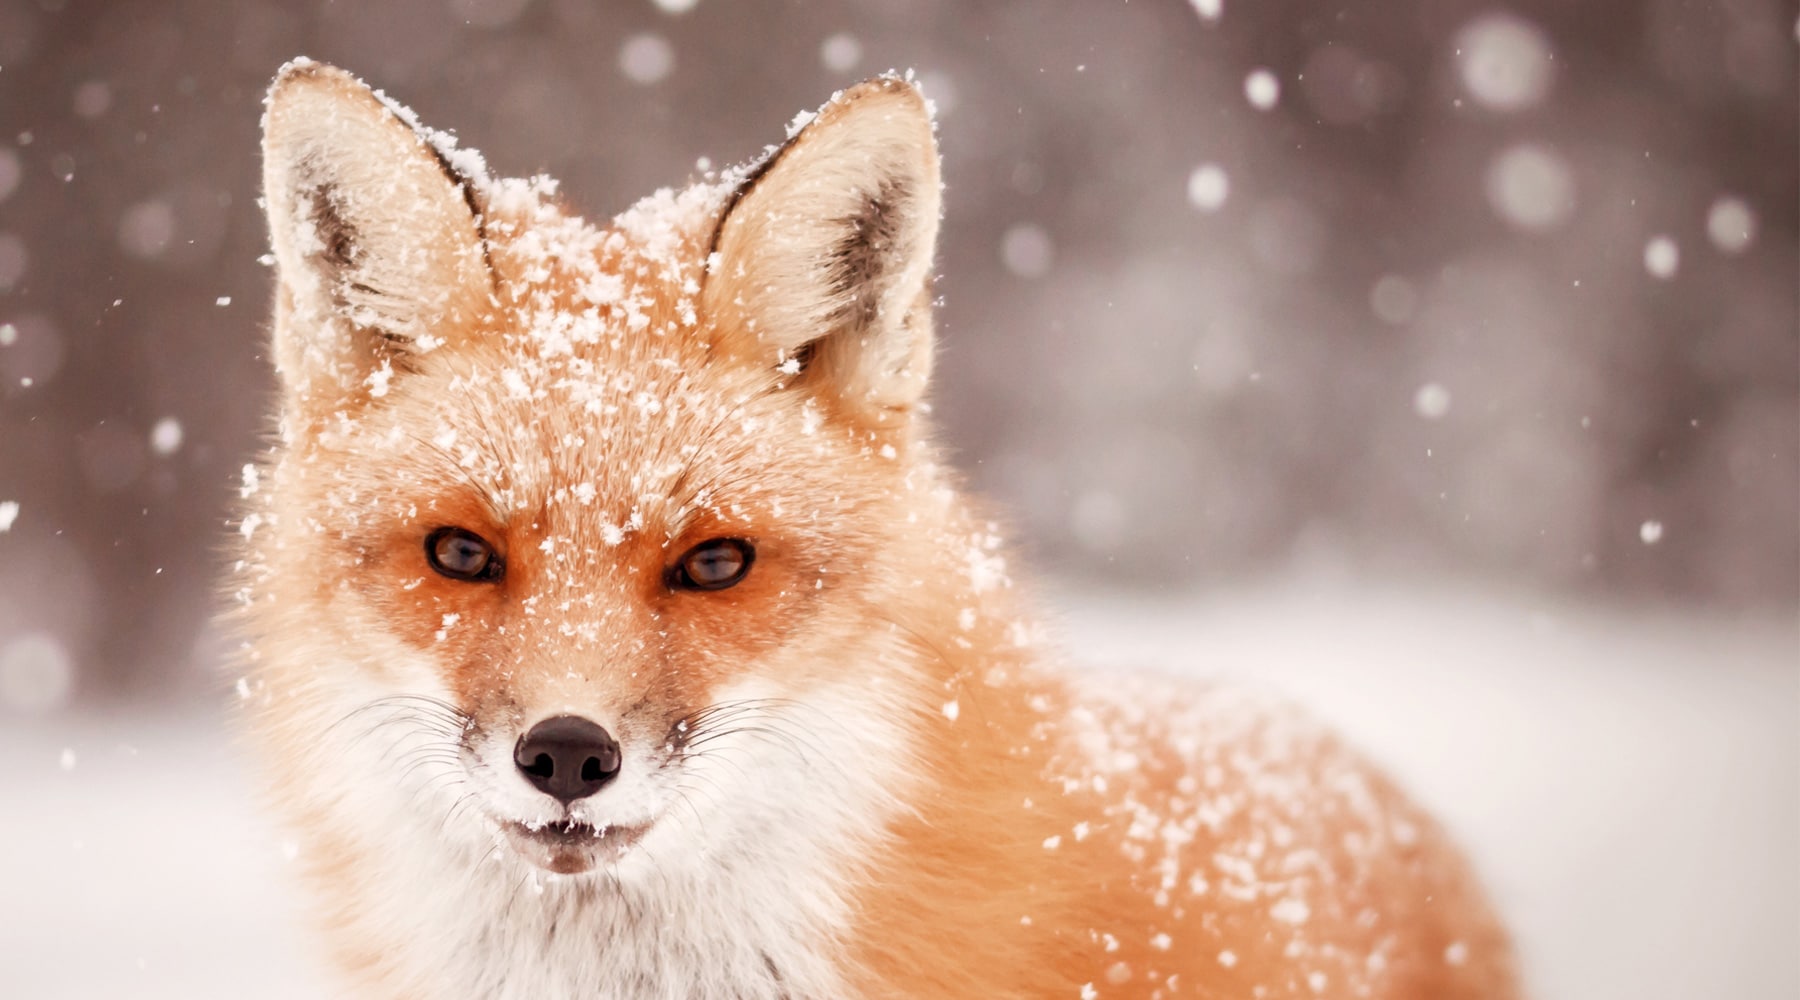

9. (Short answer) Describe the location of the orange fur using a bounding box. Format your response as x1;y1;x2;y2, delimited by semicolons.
234;60;1520;1000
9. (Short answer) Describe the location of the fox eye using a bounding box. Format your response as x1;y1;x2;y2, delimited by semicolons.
670;538;754;592
425;527;503;582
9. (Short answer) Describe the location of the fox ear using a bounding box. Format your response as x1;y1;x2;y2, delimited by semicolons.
260;59;492;413
702;77;941;427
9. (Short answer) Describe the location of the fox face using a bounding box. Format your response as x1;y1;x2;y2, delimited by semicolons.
241;61;964;892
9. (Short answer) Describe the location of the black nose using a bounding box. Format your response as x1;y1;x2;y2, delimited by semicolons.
513;715;622;803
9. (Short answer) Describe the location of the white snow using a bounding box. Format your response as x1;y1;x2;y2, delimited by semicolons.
1412;382;1451;420
1188;0;1223;22
1455;13;1555;112
1642;236;1679;280
1270;896;1310;925
1705;196;1757;254
820;33;861;73
619;34;675;86
1000;223;1054;279
149;418;183;456
1485;143;1575;232
1639;519;1664;545
1243;69;1281;111
0;583;1792;1000
0;499;16;531
1185;163;1229;213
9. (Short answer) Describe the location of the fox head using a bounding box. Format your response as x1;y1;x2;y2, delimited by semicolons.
240;61;1001;884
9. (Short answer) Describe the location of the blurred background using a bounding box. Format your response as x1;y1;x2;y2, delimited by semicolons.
0;1;1794;998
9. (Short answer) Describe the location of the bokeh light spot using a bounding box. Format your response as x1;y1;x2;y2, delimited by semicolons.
0;633;74;714
820;33;861;72
1456;13;1555;111
1244;69;1280;111
1186;164;1230;212
619;34;675;85
1485;143;1575;233
1706;196;1756;254
1643;236;1679;280
1001;224;1054;279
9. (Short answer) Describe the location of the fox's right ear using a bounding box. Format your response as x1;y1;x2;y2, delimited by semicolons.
260;59;492;416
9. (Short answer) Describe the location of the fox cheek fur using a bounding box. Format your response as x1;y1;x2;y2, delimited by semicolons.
233;59;1520;1000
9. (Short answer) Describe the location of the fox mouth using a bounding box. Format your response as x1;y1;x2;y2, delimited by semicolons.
501;818;650;874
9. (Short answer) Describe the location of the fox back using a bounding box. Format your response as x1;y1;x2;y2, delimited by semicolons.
235;60;1519;1000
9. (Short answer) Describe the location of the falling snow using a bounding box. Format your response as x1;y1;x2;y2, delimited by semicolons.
620;34;676;85
1243;69;1281;110
1643;236;1679;280
820;33;861;73
1001;223;1054;278
1486;143;1575;232
1455;13;1555;112
1413;382;1452;420
1186;164;1229;212
149;417;184;455
1705;196;1757;254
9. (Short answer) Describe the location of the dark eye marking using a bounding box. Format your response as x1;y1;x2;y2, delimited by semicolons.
425;526;504;582
668;538;755;592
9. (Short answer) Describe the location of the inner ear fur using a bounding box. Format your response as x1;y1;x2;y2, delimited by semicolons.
261;59;493;414
701;77;943;427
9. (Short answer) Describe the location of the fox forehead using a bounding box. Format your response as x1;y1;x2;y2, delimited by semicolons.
317;181;815;530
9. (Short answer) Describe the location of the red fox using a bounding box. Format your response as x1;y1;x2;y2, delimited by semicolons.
234;59;1520;1000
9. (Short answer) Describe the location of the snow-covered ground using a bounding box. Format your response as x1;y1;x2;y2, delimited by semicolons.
4;581;1794;999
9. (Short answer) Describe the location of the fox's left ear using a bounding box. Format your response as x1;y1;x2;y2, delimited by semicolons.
702;77;941;427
